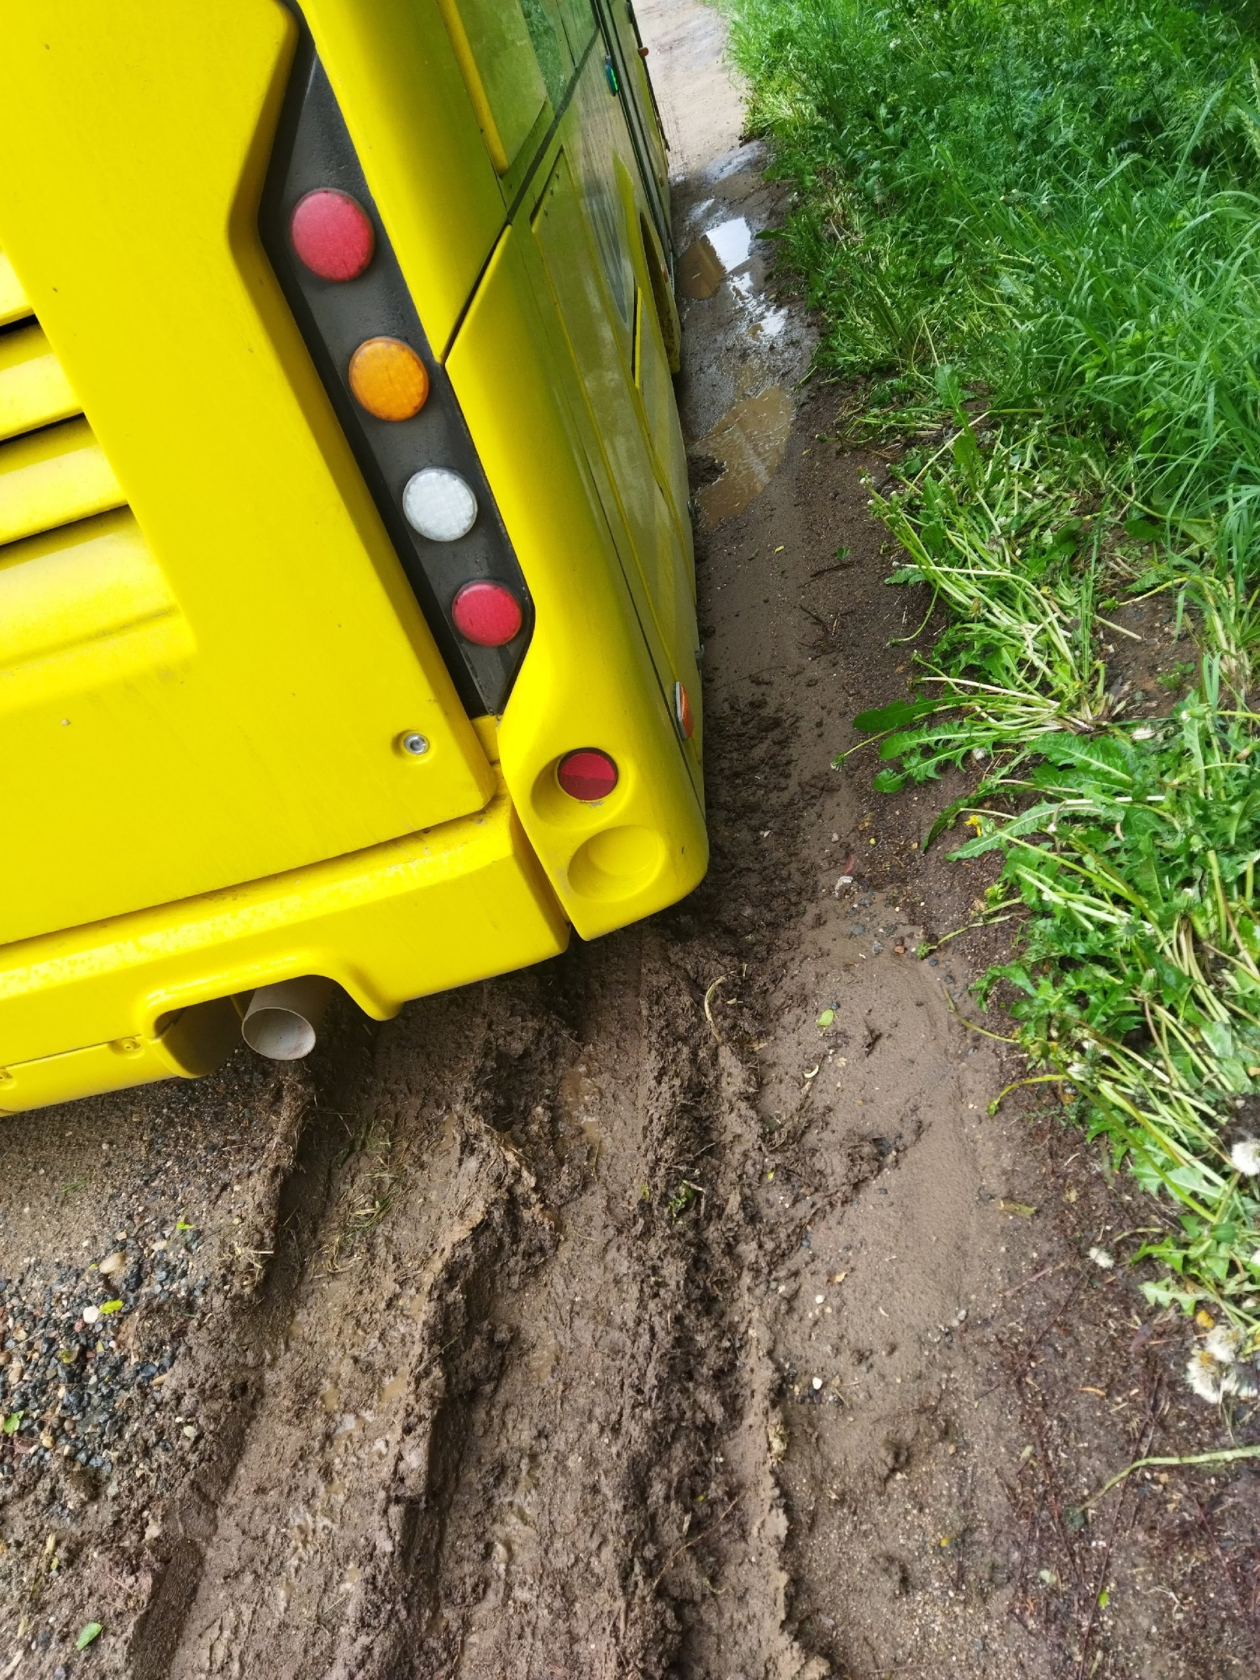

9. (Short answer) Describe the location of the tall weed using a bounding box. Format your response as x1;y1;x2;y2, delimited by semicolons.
727;0;1260;1346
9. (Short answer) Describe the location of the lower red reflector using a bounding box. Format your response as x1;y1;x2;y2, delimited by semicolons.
290;189;375;282
557;749;619;802
451;580;523;647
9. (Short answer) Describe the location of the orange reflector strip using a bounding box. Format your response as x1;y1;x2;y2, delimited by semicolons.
348;337;430;422
674;680;694;740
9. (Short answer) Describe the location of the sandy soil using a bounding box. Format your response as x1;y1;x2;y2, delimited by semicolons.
2;4;1258;1677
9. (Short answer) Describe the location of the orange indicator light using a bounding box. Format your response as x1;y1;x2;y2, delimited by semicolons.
348;337;430;421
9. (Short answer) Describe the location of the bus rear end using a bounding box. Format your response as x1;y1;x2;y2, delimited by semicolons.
0;0;704;1113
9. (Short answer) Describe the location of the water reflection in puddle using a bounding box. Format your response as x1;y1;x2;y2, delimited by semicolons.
678;236;725;299
704;214;754;273
674;139;816;520
694;384;794;527
678;215;754;298
729;276;789;339
678;219;789;350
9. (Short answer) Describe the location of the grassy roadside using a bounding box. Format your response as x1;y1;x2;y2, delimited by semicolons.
724;0;1260;1390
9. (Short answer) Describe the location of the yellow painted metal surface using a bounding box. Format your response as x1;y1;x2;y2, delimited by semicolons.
0;0;495;949
518;52;701;768
0;324;79;441
621;172;691;526
0;420;125;548
0;772;568;1112
532;151;698;724
554;0;597;60
451;0;546;166
433;0;513;173
0;513;185;703
605;0;670;206
0;249;29;327
0;1001;241;1115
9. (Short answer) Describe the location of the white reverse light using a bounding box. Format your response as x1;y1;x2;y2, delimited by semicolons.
402;467;478;542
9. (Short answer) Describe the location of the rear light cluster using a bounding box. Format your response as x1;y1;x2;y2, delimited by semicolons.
261;50;532;712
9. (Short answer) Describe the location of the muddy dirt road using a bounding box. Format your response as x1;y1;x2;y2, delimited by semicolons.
3;6;1258;1678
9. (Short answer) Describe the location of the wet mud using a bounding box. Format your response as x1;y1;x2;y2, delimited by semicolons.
692;386;794;527
2;4;1258;1678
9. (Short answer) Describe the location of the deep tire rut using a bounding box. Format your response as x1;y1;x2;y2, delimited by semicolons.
152;931;811;1680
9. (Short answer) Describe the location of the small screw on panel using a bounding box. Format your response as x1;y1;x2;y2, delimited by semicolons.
400;732;430;757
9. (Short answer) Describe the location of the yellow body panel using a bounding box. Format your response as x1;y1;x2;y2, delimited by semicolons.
0;0;496;948
0;324;79;441
437;0;547;174
0;515;190;727
0;250;28;326
530;149;698;739
0;0;702;1109
553;0;598;60
0;421;125;549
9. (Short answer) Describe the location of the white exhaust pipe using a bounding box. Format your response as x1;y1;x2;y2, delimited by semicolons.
241;977;335;1061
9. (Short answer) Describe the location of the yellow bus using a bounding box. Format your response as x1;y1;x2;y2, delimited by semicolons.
0;0;703;1111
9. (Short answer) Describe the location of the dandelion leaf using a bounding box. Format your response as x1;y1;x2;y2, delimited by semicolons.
853;697;940;733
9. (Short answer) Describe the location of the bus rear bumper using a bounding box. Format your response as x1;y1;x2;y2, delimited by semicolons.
0;770;569;1115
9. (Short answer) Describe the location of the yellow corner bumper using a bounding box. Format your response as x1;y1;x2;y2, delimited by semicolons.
0;770;568;1114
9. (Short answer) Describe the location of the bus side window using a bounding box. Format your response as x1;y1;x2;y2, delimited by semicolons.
520;0;572;108
552;0;599;61
436;0;548;174
565;49;636;329
532;152;689;681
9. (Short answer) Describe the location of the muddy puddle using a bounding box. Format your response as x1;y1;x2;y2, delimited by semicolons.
693;385;794;525
670;118;811;532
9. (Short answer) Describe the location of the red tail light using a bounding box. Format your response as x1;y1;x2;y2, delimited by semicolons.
557;749;619;802
451;580;523;647
290;189;374;281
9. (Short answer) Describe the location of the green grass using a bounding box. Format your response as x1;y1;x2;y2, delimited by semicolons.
726;0;1260;1350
